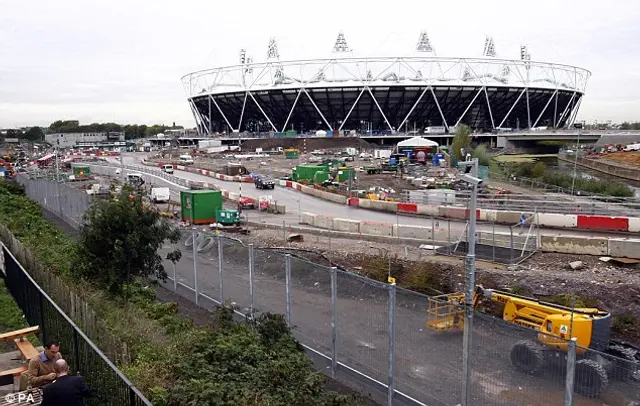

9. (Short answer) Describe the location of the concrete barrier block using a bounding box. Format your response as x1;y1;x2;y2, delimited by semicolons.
358;199;373;209
333;218;360;233
540;235;608;256
608;238;640;259
314;215;334;230
300;212;316;225
495;211;532;225
629;218;640;233
279;180;286;186
274;204;286;214
393;224;431;239
537;213;578;228
360;221;393;237
370;200;396;212
480;210;498;222
228;192;239;200
416;204;439;216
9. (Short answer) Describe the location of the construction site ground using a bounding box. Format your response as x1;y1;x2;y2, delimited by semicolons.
239;137;374;152
601;151;640;167
237;226;640;345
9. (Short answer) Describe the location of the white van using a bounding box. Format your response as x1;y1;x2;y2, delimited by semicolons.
179;154;194;164
161;164;174;174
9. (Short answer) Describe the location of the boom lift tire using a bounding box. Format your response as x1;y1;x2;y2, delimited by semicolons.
606;343;639;382
510;340;544;375
574;359;608;398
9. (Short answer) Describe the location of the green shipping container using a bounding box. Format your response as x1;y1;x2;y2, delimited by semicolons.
313;171;329;183
72;166;91;176
180;190;223;224
293;165;327;182
285;150;299;159
335;167;355;182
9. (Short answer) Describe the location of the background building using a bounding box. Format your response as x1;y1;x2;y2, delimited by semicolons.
45;132;125;148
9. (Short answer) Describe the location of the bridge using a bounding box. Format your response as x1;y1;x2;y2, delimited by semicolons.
142;130;640;149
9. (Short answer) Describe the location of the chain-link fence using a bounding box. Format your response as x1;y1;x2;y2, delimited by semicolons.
16;176;640;406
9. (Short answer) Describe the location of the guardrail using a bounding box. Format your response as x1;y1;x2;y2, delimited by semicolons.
400;189;640;217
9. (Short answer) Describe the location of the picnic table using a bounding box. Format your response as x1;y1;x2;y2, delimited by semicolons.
0;388;42;405
0;326;40;392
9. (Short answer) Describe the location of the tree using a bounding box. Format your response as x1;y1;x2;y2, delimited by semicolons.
22;127;45;142
78;185;181;293
472;144;491;166
450;124;471;161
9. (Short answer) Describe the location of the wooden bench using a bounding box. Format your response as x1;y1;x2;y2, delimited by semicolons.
0;366;28;378
0;326;39;342
14;338;39;361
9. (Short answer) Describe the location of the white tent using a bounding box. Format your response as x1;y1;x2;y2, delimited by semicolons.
397;136;439;148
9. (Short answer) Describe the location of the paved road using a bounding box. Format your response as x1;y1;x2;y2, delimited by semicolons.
162;232;640;406
120;154;629;239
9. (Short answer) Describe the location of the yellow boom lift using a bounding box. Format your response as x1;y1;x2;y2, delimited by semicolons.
427;286;640;397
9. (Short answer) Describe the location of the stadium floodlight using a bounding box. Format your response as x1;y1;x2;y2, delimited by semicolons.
332;31;351;53
416;31;434;53
483;36;496;57
267;37;280;60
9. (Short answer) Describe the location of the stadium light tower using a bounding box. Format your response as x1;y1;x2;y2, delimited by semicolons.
267;37;284;81
416;31;434;53
521;45;531;82
483;36;496;57
332;31;352;53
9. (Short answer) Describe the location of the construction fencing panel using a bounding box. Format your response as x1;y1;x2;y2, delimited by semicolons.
335;269;389;385
394;286;463;405
288;256;333;358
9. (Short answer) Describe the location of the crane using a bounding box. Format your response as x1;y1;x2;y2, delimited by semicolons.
427;286;640;398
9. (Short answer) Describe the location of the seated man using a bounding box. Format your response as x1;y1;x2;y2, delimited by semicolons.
27;339;62;388
41;359;91;406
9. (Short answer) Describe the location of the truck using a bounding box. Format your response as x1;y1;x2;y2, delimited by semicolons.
374;149;391;159
151;187;170;203
424;126;446;135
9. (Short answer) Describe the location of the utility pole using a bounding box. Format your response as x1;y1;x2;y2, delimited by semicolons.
55;140;60;182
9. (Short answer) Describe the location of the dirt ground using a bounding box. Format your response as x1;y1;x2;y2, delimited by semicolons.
236;227;640;345
600;151;640;167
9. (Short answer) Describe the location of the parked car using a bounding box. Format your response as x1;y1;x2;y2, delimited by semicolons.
254;176;275;189
161;164;174;174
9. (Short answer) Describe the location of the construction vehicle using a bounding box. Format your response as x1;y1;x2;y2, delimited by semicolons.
427;286;640;398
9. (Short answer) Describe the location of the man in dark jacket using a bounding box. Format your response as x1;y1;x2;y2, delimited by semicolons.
40;359;91;406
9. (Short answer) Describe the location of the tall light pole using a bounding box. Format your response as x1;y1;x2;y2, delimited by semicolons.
570;122;583;195
459;158;481;406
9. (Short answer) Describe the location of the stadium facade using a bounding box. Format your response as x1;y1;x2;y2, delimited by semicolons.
181;33;590;135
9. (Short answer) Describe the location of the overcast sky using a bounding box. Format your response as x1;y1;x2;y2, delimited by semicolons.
1;0;640;128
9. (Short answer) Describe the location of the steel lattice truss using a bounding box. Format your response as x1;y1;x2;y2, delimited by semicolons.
181;56;590;134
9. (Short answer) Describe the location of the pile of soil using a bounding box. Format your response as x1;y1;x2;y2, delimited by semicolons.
240;137;374;152
601;151;640;167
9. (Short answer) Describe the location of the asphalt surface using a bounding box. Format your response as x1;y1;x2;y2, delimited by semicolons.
118;153;630;239
164;232;640;406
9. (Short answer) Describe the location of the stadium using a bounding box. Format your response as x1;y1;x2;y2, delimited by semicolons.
181;32;590;136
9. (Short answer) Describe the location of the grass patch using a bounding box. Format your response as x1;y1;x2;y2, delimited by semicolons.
0;278;39;351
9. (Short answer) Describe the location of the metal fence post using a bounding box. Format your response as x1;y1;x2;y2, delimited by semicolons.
510;228;514;264
172;241;177;292
218;236;224;304
248;244;255;315
492;222;496;262
192;229;198;305
564;338;577;406
285;254;292;326
387;282;397;406
330;266;337;378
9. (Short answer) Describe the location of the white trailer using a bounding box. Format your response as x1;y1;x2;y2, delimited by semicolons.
151;187;170;203
374;149;391;159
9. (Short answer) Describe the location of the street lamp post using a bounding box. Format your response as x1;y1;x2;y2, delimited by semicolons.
458;159;481;406
570;123;583;195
